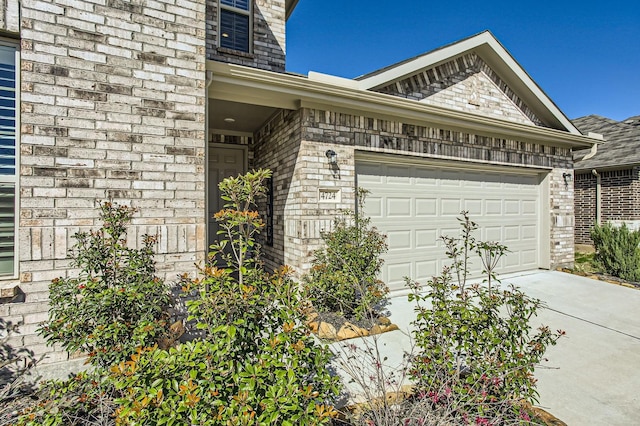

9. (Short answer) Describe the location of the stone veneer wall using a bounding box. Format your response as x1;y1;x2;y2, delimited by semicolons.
1;0;207;365
206;0;286;72
245;105;575;275
374;53;545;127
574;167;640;245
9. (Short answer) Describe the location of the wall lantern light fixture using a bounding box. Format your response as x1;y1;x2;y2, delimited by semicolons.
325;149;337;165
562;172;573;188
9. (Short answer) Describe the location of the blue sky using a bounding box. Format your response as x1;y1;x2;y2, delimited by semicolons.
286;0;639;121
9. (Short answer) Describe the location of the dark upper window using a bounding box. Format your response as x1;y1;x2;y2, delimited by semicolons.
220;0;251;53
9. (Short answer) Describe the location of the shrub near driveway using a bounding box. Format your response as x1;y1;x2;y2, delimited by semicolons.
590;222;640;282
405;213;564;424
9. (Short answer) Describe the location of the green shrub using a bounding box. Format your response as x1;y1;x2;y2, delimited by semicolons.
407;212;563;423
39;201;172;368
590;222;640;281
303;189;388;321
22;171;340;425
111;169;340;425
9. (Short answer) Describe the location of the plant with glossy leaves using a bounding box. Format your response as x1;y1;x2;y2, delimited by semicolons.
39;201;172;369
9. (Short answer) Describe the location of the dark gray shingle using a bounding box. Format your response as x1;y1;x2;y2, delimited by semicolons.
572;115;640;170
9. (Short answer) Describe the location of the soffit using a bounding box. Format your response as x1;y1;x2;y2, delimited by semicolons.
207;61;597;149
285;0;299;19
209;99;278;134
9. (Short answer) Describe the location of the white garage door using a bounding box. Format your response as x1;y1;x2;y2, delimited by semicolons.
357;155;546;292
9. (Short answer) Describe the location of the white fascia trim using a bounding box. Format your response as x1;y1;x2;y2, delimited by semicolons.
356;32;581;135
207;61;597;148
307;71;362;90
357;33;495;90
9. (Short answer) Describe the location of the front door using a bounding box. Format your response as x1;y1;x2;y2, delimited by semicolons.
208;145;247;249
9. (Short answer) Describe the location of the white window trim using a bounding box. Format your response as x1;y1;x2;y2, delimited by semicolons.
0;38;19;280
219;0;253;54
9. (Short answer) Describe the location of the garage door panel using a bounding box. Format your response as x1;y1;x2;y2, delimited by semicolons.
503;253;522;268
464;179;484;188
522;200;537;215
415;172;438;185
485;200;502;215
416;229;438;248
484;226;502;242
441;199;462;215
357;158;543;292
387;230;412;250
522;225;536;239
504;226;521;241
464;199;483;215
365;197;384;218
416;260;438;280
505;200;520;215
387;197;412;216
387;262;413;286
416;199;437;216
484;180;502;188
357;163;384;181
521;249;537;266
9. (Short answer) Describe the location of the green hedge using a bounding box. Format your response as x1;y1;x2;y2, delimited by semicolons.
591;222;640;282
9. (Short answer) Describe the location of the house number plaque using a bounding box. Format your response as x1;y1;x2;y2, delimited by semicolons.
319;188;340;203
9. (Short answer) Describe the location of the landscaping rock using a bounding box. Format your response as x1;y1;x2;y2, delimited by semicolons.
382;323;399;332
337;322;369;340
376;316;391;326
305;311;319;324
304;305;399;341
369;324;383;335
317;321;337;340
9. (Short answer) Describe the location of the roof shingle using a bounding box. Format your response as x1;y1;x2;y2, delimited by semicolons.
572;115;640;170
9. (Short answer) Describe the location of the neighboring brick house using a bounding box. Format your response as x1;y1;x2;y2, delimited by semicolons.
572;115;640;245
0;0;597;370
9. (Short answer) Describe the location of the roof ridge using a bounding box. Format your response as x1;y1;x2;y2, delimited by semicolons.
354;30;492;81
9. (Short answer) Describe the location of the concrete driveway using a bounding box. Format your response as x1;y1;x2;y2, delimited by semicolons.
509;271;640;425
331;270;640;425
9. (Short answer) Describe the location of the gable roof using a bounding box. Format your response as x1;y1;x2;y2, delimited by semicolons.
355;31;580;134
573;115;640;170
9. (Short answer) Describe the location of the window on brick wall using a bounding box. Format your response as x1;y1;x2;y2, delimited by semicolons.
0;42;18;278
219;0;251;52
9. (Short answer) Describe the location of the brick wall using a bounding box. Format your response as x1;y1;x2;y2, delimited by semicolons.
549;169;574;266
6;0;207;365
206;0;286;72
575;167;640;245
0;0;19;33
253;109;303;271
374;53;545;127
246;105;575;275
